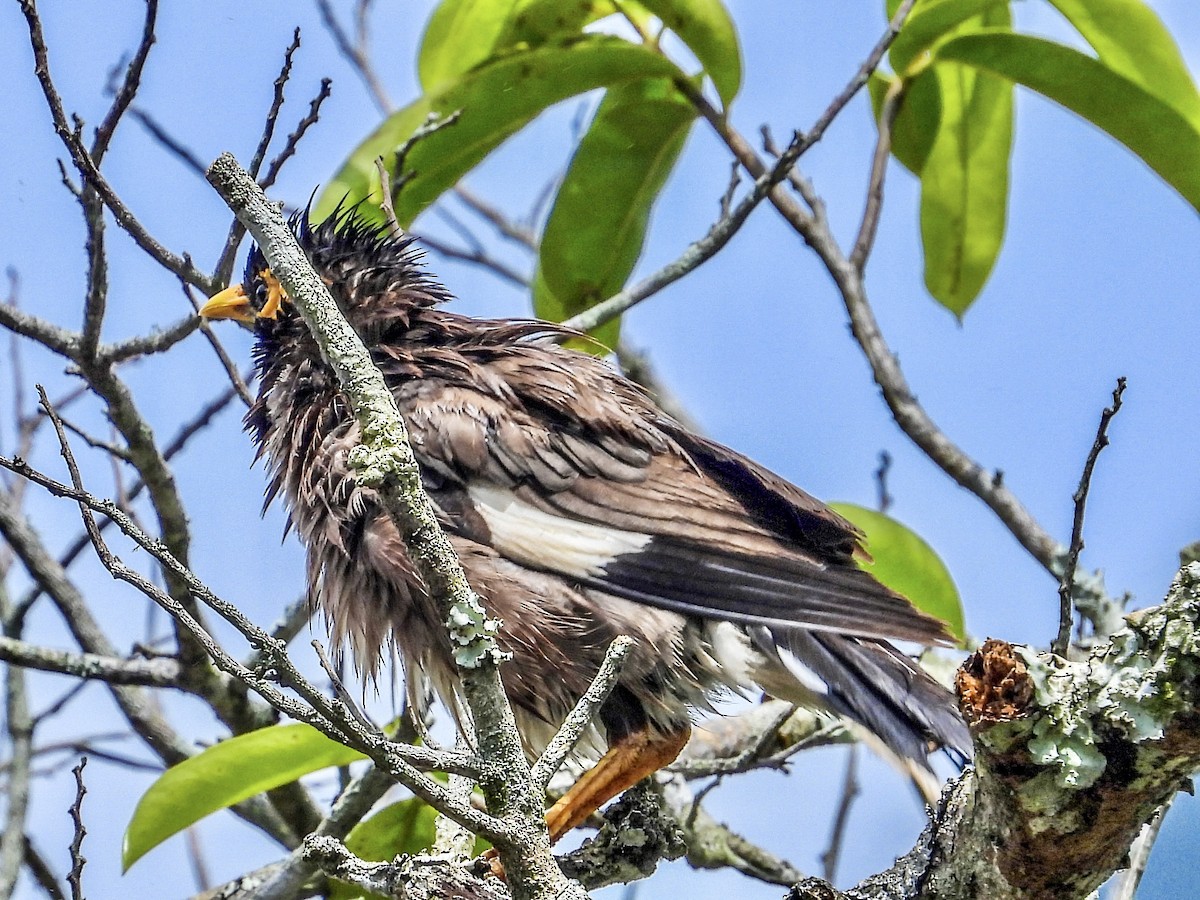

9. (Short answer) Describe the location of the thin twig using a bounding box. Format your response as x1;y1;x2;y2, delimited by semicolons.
248;29;302;180
315;0;392;114
312;639;375;731
819;744;860;883
411;232;530;288
0;448;488;800
21;836;65;900
91;0;157;164
392;111;463;194
453;185;539;252
259;78;333;192
67;757;87;900
561;160;781;333
848;77;903;272
1053;377;1127;656
530;636;633;791
124;106;207;176
374;157;404;238
15;0;212;293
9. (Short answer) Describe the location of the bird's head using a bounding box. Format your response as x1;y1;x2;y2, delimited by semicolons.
199;208;451;335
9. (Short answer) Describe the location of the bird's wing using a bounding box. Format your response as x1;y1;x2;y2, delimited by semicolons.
397;359;952;647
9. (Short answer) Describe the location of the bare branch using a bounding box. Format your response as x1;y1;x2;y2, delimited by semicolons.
21;837;65;900
315;0;393;114
0;609;35;898
660;773;802;887
0;451;490;808
262;91;333;196
0;303;80;360
242;764;395;900
101;313;200;364
530;636;633;791
848;77;903;271
412;231;530;289
67;758;87;900
453;185;539;252
91;0;158;163
0;637;181;686
248;29;302;181
820;745;860;883
1053;377;1126;655
123;105;207;177
15;0;212;293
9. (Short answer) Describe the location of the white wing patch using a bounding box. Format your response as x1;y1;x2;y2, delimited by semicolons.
468;483;652;578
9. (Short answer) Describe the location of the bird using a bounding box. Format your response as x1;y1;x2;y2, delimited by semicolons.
200;208;970;843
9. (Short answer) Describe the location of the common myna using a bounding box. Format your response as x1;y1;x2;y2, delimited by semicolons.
201;210;969;842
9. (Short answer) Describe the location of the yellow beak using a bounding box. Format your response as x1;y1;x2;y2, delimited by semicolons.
199;283;255;325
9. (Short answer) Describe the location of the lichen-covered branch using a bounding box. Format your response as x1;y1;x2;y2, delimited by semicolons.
795;563;1200;900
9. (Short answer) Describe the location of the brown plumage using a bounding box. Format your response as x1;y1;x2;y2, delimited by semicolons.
201;210;969;837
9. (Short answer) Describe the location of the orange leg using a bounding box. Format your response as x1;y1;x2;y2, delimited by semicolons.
483;725;692;878
544;724;692;843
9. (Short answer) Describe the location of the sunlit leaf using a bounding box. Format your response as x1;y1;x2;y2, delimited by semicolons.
830;503;966;643
888;0;1010;75
532;265;620;352
418;0;522;92
934;31;1200;215
638;0;741;105
123;724;366;871
919;61;1012;315
500;0;622;47
318;36;684;226
537;77;694;348
868;69;941;175
1046;0;1200;125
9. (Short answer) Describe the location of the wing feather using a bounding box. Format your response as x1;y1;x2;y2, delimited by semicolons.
399;370;954;647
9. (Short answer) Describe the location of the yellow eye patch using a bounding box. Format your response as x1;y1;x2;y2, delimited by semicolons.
258;268;288;320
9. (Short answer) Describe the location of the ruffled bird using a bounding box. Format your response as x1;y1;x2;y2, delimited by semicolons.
200;209;969;841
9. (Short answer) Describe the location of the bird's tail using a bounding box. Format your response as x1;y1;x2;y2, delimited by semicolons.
749;627;971;770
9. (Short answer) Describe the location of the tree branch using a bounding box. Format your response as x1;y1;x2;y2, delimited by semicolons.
1054;377;1126;655
794;565;1200;899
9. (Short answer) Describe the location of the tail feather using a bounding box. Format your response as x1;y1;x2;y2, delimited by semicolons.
750;626;972;766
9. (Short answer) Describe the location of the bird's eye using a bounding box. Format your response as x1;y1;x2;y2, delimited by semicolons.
253;281;270;311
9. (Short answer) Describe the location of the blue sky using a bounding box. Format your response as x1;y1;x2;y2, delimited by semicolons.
1;2;1198;898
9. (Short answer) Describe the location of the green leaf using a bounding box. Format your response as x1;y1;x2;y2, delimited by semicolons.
934;31;1200;215
888;0;1010;75
123;724;366;871
918;57;1012;315
830;503;966;643
499;0;622;48
537;77;694;348
419;0;625;91
637;0;741;105
1046;0;1200;125
868;69;941;175
532;265;620;351
418;0;522;92
318;36;684;226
